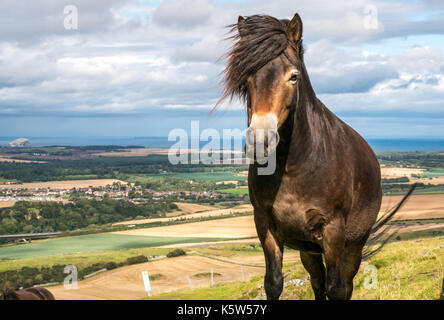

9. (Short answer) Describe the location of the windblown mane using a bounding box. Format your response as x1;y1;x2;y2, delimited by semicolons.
216;15;304;108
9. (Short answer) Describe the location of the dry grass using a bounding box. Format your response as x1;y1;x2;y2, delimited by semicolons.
0;201;15;208
381;167;425;179
413;176;444;185
174;203;216;214
113;215;257;239
114;204;253;226
0;157;44;163
379;194;444;220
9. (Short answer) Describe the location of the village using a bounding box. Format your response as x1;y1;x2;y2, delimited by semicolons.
0;180;233;205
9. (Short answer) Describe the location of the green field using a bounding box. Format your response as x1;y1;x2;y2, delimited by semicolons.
147;171;246;182
0;234;230;259
421;168;444;178
217;188;249;195
414;186;444;194
0;247;173;272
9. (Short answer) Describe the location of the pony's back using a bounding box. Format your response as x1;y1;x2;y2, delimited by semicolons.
1;287;55;300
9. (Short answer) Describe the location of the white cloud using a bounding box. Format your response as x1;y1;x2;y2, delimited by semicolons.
153;0;215;29
0;0;442;138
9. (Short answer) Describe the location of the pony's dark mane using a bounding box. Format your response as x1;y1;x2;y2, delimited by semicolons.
216;15;304;108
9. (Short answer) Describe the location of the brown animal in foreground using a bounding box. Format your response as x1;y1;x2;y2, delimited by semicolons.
0;287;55;300
217;13;415;300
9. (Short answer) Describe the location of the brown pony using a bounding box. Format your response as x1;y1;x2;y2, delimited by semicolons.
1;287;55;300
217;14;414;300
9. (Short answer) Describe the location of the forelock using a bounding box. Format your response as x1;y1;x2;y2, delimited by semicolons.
216;15;303;109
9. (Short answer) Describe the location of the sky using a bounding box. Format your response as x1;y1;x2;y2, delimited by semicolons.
0;0;444;139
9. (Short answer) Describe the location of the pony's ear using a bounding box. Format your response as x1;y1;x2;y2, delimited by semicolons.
286;13;303;44
238;16;247;37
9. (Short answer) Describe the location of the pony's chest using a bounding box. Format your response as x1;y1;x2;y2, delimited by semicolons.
270;191;307;226
250;174;324;240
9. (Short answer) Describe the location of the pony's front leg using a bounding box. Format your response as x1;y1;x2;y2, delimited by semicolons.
254;211;284;300
322;215;347;300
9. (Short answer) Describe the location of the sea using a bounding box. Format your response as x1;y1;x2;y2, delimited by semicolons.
1;136;444;152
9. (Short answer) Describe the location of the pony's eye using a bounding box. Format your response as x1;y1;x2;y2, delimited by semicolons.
289;71;299;84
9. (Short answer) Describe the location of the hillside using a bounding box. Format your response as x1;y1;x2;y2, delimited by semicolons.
145;236;443;300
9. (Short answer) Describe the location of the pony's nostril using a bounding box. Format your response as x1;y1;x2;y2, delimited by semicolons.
275;132;280;146
267;129;279;147
246;127;255;145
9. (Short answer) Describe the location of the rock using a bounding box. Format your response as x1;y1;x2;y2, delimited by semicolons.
254;292;266;300
254;278;310;300
284;279;310;287
9;138;31;148
422;245;444;256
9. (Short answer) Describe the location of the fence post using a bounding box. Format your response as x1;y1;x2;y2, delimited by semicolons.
240;266;245;282
210;269;214;288
187;276;193;290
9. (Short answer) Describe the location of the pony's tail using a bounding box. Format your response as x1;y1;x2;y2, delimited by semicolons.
362;184;417;260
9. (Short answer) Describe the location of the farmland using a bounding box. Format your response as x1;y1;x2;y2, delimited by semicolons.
0;233;231;260
0;201;15;208
217;188;249;195
113;204;253;226
0;149;443;300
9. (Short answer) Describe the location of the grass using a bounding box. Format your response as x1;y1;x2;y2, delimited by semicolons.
192;272;223;279
145;235;444;300
145;277;264;300
195;243;268;258
413;185;444;194
0;234;231;260
217;188;249;195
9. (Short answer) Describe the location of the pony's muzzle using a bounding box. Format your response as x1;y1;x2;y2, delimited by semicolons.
246;127;280;159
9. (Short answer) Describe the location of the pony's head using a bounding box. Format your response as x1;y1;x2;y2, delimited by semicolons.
218;14;306;158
